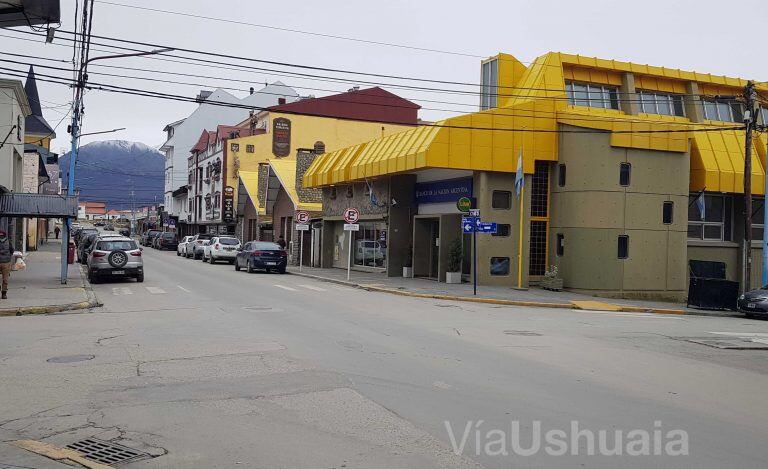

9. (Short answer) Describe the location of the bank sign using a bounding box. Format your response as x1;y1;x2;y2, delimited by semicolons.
414;178;473;205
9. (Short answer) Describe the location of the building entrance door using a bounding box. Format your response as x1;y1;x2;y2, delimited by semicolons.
429;219;440;278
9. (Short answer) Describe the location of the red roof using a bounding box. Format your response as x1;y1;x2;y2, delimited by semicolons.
190;129;211;153
267;87;420;125
215;125;264;142
83;201;106;208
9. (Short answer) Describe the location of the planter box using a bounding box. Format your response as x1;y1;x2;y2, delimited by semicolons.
403;266;413;278
541;277;563;291
445;271;462;284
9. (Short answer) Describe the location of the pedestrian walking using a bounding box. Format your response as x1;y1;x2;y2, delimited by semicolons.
54;226;60;239
276;235;287;250
0;230;15;300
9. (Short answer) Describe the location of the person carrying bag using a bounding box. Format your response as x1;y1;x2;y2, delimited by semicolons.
0;230;14;300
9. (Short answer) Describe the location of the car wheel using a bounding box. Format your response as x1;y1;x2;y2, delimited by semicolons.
136;273;144;283
210;256;216;264
176;250;180;256
247;261;255;274
278;267;286;274
234;259;241;271
88;272;99;284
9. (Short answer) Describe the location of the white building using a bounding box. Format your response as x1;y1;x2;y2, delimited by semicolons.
160;83;299;228
0;78;30;245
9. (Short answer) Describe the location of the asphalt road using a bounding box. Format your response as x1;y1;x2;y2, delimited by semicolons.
2;242;768;468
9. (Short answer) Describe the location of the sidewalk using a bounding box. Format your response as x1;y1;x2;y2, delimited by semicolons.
0;239;100;316
287;266;739;317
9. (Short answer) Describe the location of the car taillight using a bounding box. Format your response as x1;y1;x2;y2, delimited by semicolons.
251;250;263;256
93;251;106;257
279;251;288;258
130;250;141;256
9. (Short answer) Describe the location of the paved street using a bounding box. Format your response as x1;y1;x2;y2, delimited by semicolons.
2;246;768;468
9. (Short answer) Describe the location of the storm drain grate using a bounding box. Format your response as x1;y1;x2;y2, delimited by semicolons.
66;438;151;466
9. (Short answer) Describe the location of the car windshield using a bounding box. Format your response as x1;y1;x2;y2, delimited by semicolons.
96;240;137;251
162;233;175;239
252;242;281;250
219;238;239;245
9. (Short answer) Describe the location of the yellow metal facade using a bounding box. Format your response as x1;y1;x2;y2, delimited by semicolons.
304;51;767;196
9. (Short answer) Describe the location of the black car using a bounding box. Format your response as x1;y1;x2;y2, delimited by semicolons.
119;228;131;237
156;232;178;251
234;241;288;274
77;232;99;263
75;228;98;246
738;288;768;318
141;230;161;246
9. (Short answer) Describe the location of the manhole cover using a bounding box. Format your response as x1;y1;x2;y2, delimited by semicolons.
503;330;542;336
67;438;152;466
46;354;95;363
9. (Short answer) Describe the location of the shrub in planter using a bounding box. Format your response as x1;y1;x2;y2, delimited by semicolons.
446;239;463;283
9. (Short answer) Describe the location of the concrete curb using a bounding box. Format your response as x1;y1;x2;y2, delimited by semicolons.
287;270;696;315
0;264;102;317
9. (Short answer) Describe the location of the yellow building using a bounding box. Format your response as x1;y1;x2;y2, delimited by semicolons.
303;52;767;301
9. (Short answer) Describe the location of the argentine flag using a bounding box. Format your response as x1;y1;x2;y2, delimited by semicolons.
515;148;524;196
696;191;706;220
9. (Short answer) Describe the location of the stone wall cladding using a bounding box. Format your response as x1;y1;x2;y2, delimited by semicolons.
322;181;388;217
296;151;322;204
257;163;268;208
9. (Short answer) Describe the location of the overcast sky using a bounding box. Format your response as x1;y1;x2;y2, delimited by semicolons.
3;0;767;154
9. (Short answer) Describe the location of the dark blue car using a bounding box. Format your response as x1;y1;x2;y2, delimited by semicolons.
234;241;288;274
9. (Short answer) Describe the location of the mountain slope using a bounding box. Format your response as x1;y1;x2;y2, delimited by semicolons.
60;140;165;210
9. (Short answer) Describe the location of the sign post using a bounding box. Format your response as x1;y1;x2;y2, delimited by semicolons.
462;212;497;295
295;211;310;272
343;208;360;281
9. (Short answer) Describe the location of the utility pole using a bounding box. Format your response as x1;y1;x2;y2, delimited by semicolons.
743;81;758;292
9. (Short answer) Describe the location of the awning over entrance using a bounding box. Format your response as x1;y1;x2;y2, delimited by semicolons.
0;193;78;218
269;159;322;212
239;170;263;215
690;129;766;194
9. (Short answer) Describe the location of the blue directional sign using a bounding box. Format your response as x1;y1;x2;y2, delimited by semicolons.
462;216;478;233
477;222;497;234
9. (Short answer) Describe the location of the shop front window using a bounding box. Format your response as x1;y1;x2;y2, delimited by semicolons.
687;193;731;241
353;222;387;268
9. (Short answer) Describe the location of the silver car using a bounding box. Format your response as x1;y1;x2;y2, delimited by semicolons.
86;237;144;283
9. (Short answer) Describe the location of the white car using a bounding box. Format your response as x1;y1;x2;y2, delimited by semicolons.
202;236;241;264
177;236;194;257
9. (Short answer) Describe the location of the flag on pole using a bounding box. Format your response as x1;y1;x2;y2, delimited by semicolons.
696;191;706;220
515;148;524;196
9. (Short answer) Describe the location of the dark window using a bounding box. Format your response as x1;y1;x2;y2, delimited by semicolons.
96;240;138;251
218;237;239;245
531;161;549;217
246;144;254;153
230;143;240;151
492;190;511;209
558;164;566;187
346;185;353;198
663;201;674;224
619;162;631;186
529;220;547;275
618;235;629;259
329;186;337;200
687;193;731;241
490;257;510;276
253;242;281;250
556;233;564;256
492;224;511;237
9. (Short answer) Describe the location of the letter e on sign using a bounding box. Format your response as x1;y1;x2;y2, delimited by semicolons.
295;210;310;224
343;207;360;224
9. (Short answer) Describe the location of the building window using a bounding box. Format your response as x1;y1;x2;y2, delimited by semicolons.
638;91;685;117
618;235;629;259
529;220;547;275
558;164;566;187
480;58;499;110
619;162;631;186
492;224;511;237
329;186;337;200
492;190;511;209
16;115;21;141
490;257;510;276
663;201;674;225
346;185;353;198
751;197;765;241
353;222;387;268
687;193;732;241
556;233;564;256
231;143;240;152
531;161;549;217
246;144;254;153
565;81;619;110
703;99;744;123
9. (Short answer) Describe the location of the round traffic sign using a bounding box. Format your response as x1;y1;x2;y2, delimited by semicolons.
295;210;310;224
343;207;360;224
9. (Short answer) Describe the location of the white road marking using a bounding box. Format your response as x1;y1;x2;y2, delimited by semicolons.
145;286;166;294
709;332;768;337
273;284;298;291
298;284;327;292
177;285;191;293
112;287;133;296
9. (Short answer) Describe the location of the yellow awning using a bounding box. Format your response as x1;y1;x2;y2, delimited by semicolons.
690;130;765;194
269;159;322;212
238;170;264;215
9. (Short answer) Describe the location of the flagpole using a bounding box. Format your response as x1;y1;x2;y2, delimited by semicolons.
517;184;525;289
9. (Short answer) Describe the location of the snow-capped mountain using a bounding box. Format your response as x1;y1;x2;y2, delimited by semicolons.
60;140;165;210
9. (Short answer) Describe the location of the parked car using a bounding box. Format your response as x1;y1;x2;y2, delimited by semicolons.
141;230;161;246
75;228;98;246
86;237;143;283
234;241;288;274
738;288;768;318
177;236;194;257
77;232;99;263
187;234;213;259
119;228;131;237
149;232;162;248
202;236;241;264
156;232;178;251
104;224;114;231
94;221;105;227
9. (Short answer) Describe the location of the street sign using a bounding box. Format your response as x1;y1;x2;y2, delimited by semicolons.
344;223;360;231
296;224;310;231
469;209;480;217
457;197;472;213
295;210;310;224
462;216;478;233
343;207;360;224
477;222;498;233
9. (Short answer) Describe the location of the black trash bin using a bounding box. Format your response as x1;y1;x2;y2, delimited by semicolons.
687;260;739;310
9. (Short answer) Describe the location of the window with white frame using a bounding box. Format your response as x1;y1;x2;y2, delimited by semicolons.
702;99;744;123
637;90;685;117
687;193;732;241
565;81;619;110
480;58;499;110
750;197;765;241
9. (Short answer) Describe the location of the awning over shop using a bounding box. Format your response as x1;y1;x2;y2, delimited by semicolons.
269;159;322;212
0;193;78;218
239;170;263;215
690;129;766;194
